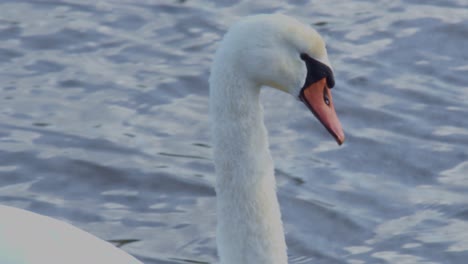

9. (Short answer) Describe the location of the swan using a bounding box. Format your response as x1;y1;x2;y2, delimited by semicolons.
0;14;344;264
210;14;344;263
0;204;142;263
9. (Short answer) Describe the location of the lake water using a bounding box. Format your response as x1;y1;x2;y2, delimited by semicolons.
0;0;467;263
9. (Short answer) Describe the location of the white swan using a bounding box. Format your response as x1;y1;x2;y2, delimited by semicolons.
0;204;141;263
0;14;344;264
210;14;344;263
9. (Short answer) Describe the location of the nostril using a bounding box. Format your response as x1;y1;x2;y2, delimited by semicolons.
323;86;330;106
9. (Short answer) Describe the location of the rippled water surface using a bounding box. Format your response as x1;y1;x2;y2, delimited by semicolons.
1;0;467;263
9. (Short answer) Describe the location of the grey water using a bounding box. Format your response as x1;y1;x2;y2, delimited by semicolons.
0;0;467;263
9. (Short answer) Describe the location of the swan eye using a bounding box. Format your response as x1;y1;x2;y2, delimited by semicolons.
323;86;330;106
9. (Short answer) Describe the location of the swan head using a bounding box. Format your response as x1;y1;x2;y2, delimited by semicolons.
215;14;345;145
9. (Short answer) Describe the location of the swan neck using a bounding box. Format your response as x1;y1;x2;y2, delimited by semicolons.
210;71;287;264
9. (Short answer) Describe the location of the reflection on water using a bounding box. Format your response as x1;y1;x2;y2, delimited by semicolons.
0;0;467;263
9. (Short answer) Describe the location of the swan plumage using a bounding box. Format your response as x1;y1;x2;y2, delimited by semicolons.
0;205;141;264
210;14;344;263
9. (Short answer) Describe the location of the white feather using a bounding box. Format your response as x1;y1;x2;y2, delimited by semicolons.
210;14;333;264
0;205;141;264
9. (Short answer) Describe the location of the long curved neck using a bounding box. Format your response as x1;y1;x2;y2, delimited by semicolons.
210;64;288;264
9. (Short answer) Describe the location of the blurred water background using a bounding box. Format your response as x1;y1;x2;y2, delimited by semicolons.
0;0;467;263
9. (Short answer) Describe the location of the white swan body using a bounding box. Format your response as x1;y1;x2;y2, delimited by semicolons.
210;14;344;263
0;205;141;264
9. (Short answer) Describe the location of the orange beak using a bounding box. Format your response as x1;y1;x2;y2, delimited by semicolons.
299;78;345;145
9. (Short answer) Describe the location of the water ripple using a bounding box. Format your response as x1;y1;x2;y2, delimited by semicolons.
0;0;467;263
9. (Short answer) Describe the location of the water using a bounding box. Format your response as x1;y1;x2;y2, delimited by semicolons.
0;0;467;263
